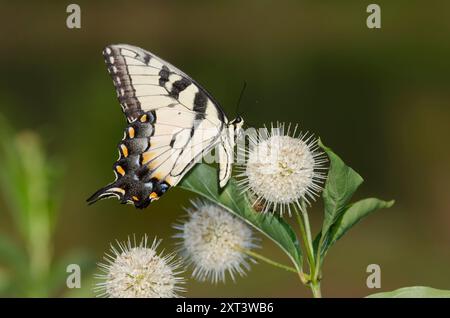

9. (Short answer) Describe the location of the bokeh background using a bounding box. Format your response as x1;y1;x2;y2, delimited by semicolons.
0;0;449;297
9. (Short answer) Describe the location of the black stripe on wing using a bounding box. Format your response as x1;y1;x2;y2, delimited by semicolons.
102;44;227;124
103;46;142;122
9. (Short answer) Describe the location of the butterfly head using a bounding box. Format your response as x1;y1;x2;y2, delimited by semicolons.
230;116;244;137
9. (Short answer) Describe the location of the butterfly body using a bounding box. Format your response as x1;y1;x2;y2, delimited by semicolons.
87;44;243;208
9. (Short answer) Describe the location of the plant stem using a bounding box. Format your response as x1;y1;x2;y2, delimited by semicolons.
295;208;315;272
295;206;323;298
310;281;322;298
236;246;299;274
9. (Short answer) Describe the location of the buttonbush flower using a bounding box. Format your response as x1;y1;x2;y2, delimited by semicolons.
94;235;184;298
173;199;259;283
237;123;328;216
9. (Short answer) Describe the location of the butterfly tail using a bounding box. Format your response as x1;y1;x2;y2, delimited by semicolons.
87;177;171;209
86;183;125;205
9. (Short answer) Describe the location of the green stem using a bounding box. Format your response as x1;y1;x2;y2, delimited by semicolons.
295;208;315;272
236;247;299;274
310;281;322;298
295;206;323;298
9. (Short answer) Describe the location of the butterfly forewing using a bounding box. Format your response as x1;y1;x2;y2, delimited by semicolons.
87;44;230;208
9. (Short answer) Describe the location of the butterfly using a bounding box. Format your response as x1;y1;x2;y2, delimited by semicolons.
87;44;244;209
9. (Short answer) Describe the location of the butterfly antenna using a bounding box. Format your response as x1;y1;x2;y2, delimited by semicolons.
234;81;259;128
235;81;247;116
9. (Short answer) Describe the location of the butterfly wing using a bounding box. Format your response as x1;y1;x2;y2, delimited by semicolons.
87;44;228;208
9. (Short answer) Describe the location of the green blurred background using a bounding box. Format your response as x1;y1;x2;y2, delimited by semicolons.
0;0;449;297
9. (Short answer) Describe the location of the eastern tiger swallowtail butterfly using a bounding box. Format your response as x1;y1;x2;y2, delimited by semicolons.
87;44;244;209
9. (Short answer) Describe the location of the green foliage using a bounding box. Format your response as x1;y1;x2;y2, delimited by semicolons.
0;115;94;297
319;139;364;238
323;198;394;252
180;139;395;297
367;286;450;298
314;141;394;266
179;164;303;270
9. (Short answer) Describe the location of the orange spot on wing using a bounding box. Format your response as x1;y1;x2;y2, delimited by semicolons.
151;172;164;181
141;152;154;165
132;196;139;201
165;176;176;186
115;165;125;176
128;127;135;138
149;192;159;200
120;144;129;157
140;114;148;122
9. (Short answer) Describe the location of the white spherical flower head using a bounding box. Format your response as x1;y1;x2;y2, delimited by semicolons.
174;200;259;283
95;235;184;298
237;123;328;215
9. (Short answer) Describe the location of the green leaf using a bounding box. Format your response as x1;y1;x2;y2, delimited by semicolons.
179;163;302;270
319;139;364;237
321;198;394;253
367;286;450;298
